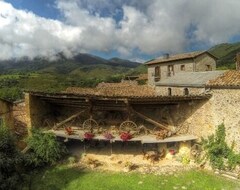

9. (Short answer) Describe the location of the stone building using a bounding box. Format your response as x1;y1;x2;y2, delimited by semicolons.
0;98;14;128
143;50;240;152
22;51;240;157
146;51;217;85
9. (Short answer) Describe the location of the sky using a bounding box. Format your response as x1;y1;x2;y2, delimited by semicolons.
1;0;240;62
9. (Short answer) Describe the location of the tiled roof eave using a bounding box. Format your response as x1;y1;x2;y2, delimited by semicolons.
25;90;211;101
155;83;205;88
205;85;240;89
146;57;194;65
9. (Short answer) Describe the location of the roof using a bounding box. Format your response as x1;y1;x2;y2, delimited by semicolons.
156;71;226;87
206;70;240;88
65;81;156;97
146;51;217;65
27;91;211;108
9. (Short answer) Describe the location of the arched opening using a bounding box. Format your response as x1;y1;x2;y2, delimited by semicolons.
168;88;172;96
184;88;189;95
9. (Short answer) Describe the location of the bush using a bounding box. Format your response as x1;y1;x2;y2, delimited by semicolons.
202;123;240;170
25;129;67;167
0;124;22;190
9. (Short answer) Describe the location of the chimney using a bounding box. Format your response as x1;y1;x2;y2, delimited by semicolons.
164;53;170;59
236;53;240;71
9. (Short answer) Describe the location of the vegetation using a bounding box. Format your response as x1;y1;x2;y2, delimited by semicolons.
25;165;239;190
25;129;67;167
0;41;239;101
202;123;240;170
209;41;240;69
0;124;23;190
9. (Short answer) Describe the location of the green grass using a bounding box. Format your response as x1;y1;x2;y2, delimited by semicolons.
26;165;240;190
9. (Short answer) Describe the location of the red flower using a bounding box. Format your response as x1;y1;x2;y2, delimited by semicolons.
84;132;94;140
169;149;176;155
120;132;132;141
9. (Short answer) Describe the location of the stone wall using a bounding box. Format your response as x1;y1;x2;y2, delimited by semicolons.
195;54;216;71
148;59;193;86
25;93;53;131
147;53;217;86
180;88;240;152
155;86;205;96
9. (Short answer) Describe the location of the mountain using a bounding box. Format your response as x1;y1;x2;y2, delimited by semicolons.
208;42;240;69
0;53;146;100
0;53;141;76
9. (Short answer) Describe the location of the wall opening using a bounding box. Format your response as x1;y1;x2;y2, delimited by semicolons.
180;65;185;71
167;65;174;76
184;88;189;95
168;88;172;96
154;66;161;82
206;64;212;71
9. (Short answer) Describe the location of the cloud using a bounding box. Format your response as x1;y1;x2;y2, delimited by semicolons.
1;0;240;60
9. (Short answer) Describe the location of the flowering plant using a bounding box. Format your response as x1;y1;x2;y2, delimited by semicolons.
120;132;132;141
84;132;94;140
169;149;176;155
103;132;114;140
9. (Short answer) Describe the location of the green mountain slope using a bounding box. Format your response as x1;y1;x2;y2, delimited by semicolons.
208;42;240;69
0;53;146;101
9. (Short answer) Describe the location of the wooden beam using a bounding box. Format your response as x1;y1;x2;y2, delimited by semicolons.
131;107;171;131
53;109;88;130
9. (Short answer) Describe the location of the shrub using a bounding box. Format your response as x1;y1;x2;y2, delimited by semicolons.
25;129;67;167
0;124;22;190
202;123;240;170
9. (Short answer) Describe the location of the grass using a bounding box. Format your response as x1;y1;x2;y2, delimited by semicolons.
26;165;240;190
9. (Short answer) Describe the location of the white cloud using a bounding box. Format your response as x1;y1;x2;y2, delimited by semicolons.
1;0;240;60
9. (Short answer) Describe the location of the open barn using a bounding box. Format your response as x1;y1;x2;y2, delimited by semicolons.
24;81;211;160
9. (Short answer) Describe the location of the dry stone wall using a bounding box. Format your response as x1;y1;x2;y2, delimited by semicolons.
184;89;240;152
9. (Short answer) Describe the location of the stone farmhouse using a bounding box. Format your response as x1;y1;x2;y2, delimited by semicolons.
147;51;217;85
12;50;240;161
145;51;240;152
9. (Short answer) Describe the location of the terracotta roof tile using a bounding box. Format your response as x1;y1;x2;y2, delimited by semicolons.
207;70;240;87
65;82;156;97
146;51;212;65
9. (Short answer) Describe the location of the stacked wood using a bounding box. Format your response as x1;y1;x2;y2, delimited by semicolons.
154;129;169;140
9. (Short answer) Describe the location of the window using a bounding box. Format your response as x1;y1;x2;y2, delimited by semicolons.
154;66;161;82
180;65;185;71
167;65;174;76
184;88;189;95
168;88;172;96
